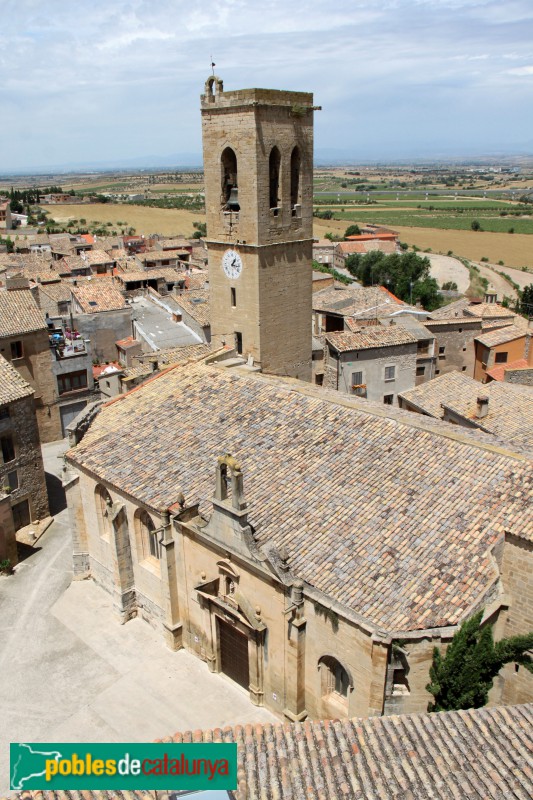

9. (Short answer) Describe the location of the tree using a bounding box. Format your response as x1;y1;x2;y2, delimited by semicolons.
520;283;533;316
471;220;482;231
441;281;458;291
426;610;533;712
191;221;207;239
344;224;361;238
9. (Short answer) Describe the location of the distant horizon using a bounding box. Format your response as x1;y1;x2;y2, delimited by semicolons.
1;150;533;180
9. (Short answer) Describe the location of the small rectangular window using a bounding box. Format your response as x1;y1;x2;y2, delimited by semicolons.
0;406;9;420
384;365;395;381
10;341;23;359
383;394;394;405
416;366;425;376
495;352;508;363
439;346;445;354
231;287;236;307
7;470;18;491
351;371;363;386
1;435;15;464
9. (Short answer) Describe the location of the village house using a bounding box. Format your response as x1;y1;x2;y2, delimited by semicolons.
313;284;407;334
82;248;117;275
0;199;13;230
135;251;180;270
398;369;533;455
70;281;132;363
380;314;436;384
0;355;49;535
169;288;211;343
312;239;345;270
32;277;73;317
324;326;418;403
474;324;531;383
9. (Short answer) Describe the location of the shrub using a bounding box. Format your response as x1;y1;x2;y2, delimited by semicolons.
480;256;489;262
471;220;481;231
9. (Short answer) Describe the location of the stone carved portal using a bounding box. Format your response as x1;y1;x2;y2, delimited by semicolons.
195;558;266;705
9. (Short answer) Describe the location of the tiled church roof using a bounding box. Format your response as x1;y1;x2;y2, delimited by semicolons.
67;361;532;633
162;703;533;800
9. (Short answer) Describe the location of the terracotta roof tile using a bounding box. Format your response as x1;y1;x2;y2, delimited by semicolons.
173;289;210;327
158;704;533;800
0;354;34;404
71;283;127;314
0;289;47;336
326;326;417;352
486;358;529;381
313;285;404;318
475;325;526;348
464;302;516;319
399;371;533;454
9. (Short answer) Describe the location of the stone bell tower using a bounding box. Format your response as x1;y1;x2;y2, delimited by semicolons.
201;75;315;381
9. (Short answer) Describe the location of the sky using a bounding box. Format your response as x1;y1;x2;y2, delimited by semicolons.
1;0;533;171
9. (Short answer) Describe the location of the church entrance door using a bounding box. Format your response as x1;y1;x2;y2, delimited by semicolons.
218;619;249;690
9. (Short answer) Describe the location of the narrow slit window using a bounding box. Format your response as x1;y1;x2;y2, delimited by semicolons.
290;147;301;213
269;146;281;211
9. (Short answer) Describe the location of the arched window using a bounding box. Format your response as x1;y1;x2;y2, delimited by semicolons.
135;509;160;561
269;146;281;211
319;655;352;701
290;146;301;214
221;147;239;209
95;484;112;539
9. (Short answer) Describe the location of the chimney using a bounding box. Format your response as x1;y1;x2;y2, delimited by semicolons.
476;396;489;419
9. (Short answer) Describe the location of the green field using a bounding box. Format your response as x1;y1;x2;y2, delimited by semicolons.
319;208;533;234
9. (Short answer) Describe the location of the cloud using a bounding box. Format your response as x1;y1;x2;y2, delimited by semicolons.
507;65;533;75
1;0;532;169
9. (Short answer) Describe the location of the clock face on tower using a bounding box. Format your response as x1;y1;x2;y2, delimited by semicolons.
222;249;243;280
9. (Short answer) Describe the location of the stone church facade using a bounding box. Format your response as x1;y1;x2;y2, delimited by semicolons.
63;78;533;722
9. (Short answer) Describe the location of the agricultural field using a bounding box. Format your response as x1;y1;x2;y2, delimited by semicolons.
48;203;204;237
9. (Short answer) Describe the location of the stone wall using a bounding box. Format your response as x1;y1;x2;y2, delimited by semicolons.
498;535;533;705
504;367;533;386
73;308;133;363
424;319;481;378
0;394;49;523
0;493;17;564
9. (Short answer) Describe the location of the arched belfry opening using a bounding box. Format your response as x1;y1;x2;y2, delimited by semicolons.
215;453;246;511
204;75;224;100
290;146;301;216
221;147;239;211
269;146;281;213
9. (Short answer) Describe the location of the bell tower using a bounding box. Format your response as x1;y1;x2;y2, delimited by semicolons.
201;76;314;381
